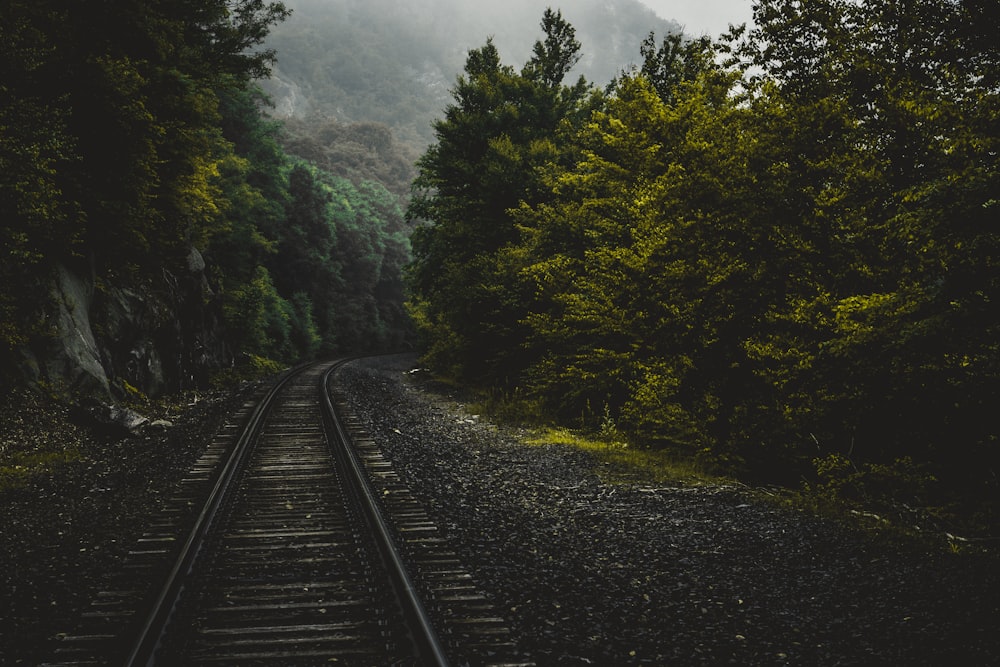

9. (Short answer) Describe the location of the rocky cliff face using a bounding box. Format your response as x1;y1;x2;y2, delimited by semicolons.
260;66;312;119
17;247;232;402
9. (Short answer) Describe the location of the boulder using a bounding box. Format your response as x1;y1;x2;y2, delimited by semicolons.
13;245;232;401
92;244;231;398
71;400;149;437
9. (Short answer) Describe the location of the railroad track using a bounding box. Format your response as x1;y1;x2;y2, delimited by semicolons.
44;360;531;666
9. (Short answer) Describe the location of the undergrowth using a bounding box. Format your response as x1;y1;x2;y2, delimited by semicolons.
0;449;81;493
524;426;721;487
465;380;997;553
0;387;84;493
468;386;547;426
789;454;998;553
469;387;729;487
210;354;286;388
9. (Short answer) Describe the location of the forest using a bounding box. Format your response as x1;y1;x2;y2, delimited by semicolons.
1;0;413;395
406;1;999;531
1;0;997;533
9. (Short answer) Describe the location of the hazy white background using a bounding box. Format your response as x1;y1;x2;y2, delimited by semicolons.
639;0;756;37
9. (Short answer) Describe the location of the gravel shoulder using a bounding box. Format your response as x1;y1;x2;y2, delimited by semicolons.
0;383;257;666
2;355;998;666
340;354;1000;666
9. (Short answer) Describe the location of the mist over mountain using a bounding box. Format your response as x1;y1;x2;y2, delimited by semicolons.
261;0;680;147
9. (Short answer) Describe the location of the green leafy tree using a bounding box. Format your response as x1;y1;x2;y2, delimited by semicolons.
262;159;413;357
404;0;997;520
1;0;290;381
0;1;81;357
636;31;719;104
740;0;1000;475
516;47;761;454
407;9;594;381
222;265;287;358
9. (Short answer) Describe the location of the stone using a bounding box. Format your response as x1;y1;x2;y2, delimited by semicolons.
71;400;149;437
43;265;110;398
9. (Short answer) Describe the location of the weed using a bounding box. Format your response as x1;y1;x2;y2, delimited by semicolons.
120;379;148;406
525;426;720;486
210;354;286;388
468;386;546;427
0;449;81;493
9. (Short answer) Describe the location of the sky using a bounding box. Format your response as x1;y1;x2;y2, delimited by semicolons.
639;0;755;37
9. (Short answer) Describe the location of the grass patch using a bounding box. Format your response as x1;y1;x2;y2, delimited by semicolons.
467;385;726;487
0;449;81;493
524;426;724;487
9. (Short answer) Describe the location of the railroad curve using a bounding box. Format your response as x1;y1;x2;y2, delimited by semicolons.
43;360;530;667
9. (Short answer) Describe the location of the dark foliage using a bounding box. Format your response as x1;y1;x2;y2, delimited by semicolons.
1;0;413;392
407;1;1000;531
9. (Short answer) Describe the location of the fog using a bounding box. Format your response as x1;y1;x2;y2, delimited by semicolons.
638;0;755;37
263;0;684;145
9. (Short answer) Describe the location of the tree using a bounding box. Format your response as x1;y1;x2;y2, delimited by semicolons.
0;1;81;358
734;0;1000;493
407;10;594;381
516;55;766;455
1;0;293;386
0;0;290;275
637;31;718;104
522;8;583;87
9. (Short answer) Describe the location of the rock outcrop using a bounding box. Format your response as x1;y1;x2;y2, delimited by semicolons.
45;264;111;398
17;246;232;401
259;66;311;119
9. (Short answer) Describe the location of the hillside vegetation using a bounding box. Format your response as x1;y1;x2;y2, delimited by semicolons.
1;0;411;399
260;0;679;147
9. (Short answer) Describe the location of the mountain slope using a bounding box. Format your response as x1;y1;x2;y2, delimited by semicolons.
260;0;680;146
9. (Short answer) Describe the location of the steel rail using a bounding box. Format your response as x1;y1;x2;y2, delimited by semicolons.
321;363;452;667
122;365;304;667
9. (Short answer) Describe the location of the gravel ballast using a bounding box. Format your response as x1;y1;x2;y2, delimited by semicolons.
0;384;257;666
339;354;1000;666
2;355;998;666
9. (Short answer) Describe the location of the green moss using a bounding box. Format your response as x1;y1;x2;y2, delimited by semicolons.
524;426;723;487
120;379;148;406
0;449;81;493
